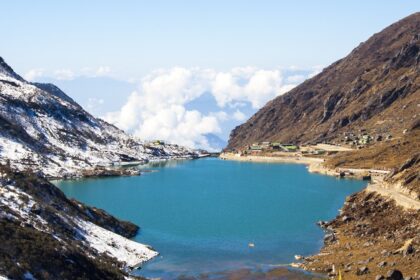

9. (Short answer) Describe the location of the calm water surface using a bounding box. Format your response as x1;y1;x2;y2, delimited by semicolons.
55;158;366;279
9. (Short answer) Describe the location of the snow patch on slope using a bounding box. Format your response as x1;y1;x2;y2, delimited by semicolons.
75;219;158;268
0;170;158;272
0;184;48;231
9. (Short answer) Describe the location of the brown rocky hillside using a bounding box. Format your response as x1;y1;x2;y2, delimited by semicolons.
227;12;420;150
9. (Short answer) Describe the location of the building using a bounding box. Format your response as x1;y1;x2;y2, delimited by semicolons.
250;145;263;151
280;144;298;152
271;142;281;150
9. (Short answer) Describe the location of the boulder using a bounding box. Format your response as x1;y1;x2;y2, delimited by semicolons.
294;255;304;260
403;244;415;256
356;266;369;275
378;261;387;267
341;215;352;222
324;233;336;244
395;239;415;256
317;220;328;228
386;270;404;280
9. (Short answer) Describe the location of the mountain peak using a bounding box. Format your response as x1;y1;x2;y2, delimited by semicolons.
0;56;24;81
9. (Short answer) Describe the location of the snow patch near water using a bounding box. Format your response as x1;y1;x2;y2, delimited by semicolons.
75;219;158;268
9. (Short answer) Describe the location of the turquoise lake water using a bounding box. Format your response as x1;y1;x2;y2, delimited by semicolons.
55;158;366;279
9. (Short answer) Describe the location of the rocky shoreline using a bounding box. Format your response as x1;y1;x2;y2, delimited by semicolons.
302;189;419;279
219;152;420;279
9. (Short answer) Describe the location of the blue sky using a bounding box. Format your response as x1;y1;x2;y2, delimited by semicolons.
2;1;418;77
1;1;418;150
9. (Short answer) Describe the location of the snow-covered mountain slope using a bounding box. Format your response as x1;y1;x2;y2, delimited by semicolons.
0;165;156;279
0;57;197;178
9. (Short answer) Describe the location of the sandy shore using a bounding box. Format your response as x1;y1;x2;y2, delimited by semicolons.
219;152;324;165
220;152;364;178
220;153;392;181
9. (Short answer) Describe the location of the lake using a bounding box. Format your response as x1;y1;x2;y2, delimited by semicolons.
54;158;366;279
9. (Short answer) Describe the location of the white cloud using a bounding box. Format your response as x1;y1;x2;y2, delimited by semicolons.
53;69;76;80
211;68;297;108
86;98;105;114
211;111;229;122
233;110;246;121
23;66;115;82
104;66;311;150
24;68;45;81
286;74;306;83
23;64;319;150
105;92;220;150
308;65;324;78
103;67;222;149
95;66;112;76
81;66;113;78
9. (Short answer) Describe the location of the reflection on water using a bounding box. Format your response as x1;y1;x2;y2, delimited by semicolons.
139;158;190;169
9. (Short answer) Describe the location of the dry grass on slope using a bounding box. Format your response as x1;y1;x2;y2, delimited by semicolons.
325;129;420;170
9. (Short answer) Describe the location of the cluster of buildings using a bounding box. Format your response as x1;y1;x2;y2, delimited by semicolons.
247;142;299;153
241;141;332;156
145;140;179;148
342;130;392;147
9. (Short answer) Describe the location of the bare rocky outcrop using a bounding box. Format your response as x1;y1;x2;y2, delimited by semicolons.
302;148;420;279
303;190;420;279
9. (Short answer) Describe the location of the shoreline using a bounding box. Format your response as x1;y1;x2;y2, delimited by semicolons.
220;152;417;211
47;156;197;181
54;154;419;279
219;152;419;278
220;152;393;181
219;152;324;166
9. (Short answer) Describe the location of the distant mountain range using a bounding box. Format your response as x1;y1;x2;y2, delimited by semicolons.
0;58;196;178
202;133;227;152
227;12;420;149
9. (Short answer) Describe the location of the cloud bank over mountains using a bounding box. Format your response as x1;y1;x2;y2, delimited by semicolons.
104;66;320;151
26;66;321;151
24;66;114;81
